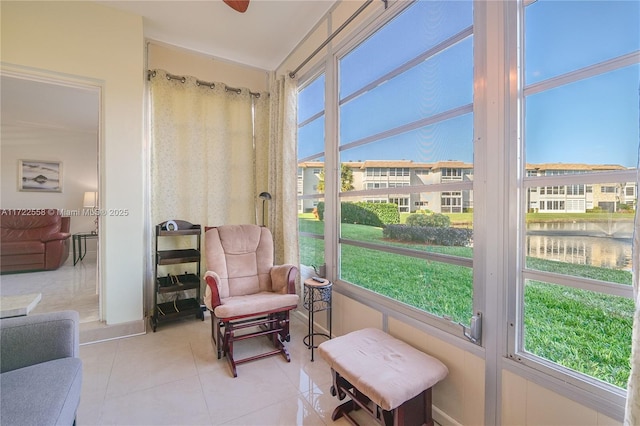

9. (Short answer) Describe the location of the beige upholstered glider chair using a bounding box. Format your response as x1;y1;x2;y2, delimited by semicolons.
204;224;299;377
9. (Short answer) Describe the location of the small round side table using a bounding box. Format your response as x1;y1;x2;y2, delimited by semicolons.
303;277;332;361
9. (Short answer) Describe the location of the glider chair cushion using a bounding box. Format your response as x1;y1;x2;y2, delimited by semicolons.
204;224;299;377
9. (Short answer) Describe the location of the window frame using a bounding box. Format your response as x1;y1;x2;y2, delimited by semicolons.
330;0;477;335
505;0;637;415
295;0;636;420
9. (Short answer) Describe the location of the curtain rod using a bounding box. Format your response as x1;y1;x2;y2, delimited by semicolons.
289;0;387;79
147;70;262;98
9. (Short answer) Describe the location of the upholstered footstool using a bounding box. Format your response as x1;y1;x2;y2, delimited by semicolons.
318;328;448;426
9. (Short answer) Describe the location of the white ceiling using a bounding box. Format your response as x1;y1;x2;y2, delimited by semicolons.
1;76;99;145
97;0;337;71
1;1;335;141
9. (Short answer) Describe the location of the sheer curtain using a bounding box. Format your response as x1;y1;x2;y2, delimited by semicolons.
259;74;299;270
150;69;298;291
149;69;263;228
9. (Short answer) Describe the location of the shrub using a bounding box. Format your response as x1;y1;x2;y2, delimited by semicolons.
315;201;400;227
617;203;633;212
341;202;384;227
383;224;472;246
405;213;450;228
316;202;325;220
414;209;433;215
353;202;399;225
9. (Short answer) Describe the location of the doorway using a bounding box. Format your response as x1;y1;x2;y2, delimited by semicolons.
0;71;101;333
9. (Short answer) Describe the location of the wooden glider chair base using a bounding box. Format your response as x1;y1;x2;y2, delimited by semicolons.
210;307;297;378
204;224;299;378
318;328;449;426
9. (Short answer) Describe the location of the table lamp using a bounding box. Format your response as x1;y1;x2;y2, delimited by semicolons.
83;191;98;234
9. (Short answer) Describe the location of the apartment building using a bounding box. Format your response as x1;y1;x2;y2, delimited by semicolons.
526;163;637;213
299;160;636;214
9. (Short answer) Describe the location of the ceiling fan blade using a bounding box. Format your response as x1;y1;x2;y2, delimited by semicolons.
224;0;250;13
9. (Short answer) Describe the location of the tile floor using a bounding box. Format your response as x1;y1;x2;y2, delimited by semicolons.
78;313;362;426
0;251;99;324
0;255;367;425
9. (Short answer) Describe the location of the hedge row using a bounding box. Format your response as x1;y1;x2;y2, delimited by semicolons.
383;224;473;246
405;213;450;228
316;202;400;226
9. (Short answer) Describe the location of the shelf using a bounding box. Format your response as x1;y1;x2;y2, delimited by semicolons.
155;298;201;320
153;222;203;331
157;227;201;237
157;273;200;293
157;249;200;265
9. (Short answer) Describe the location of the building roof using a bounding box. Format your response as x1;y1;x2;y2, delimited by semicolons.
525;163;628;171
299;160;470;169
300;161;628;172
430;161;474;170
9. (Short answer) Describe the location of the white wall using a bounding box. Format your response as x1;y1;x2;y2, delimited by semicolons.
1;128;98;236
1;1;145;326
147;42;269;92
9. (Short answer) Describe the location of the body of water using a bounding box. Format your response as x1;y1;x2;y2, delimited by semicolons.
526;221;634;270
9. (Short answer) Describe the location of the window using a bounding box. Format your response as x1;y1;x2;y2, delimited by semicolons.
295;0;638;416
337;0;474;325
626;186;635;196
365;167;388;177
297;73;326;270
389;167;410;177
366;182;387;189
515;0;639;392
389;197;409;213
566;185;584;196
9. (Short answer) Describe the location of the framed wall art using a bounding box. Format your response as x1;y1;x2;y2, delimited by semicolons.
18;160;63;192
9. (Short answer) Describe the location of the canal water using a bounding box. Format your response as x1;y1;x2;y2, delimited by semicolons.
526;221;634;270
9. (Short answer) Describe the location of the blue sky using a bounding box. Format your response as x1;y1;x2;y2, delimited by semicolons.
524;0;640;167
298;0;640;168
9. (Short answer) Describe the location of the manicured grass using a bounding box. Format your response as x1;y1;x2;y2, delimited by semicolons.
340;245;473;321
526;212;635;223
298;215;633;388
524;281;633;387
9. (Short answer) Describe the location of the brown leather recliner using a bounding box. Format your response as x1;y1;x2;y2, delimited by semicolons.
0;210;71;273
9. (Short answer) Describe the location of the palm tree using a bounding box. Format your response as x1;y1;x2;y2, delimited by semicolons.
316;163;355;193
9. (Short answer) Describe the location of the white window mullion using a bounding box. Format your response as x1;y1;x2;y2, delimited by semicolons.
324;33;339;282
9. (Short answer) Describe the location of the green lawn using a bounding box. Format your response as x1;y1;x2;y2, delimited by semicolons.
298;215;633;388
526;211;635;222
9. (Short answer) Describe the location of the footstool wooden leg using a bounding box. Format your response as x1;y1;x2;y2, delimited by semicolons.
393;388;433;426
331;399;357;423
330;368;348;400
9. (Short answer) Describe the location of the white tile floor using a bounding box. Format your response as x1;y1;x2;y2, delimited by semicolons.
78;314;360;426
1;255;374;425
0;251;99;323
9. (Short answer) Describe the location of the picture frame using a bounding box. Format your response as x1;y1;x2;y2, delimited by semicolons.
18;160;63;192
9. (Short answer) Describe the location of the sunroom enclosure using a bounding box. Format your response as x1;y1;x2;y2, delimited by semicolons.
297;0;639;422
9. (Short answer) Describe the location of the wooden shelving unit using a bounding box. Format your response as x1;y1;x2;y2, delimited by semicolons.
151;221;204;331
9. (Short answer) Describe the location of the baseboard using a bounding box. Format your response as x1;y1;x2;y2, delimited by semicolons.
293;309;332;337
433;405;462;426
79;319;145;345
